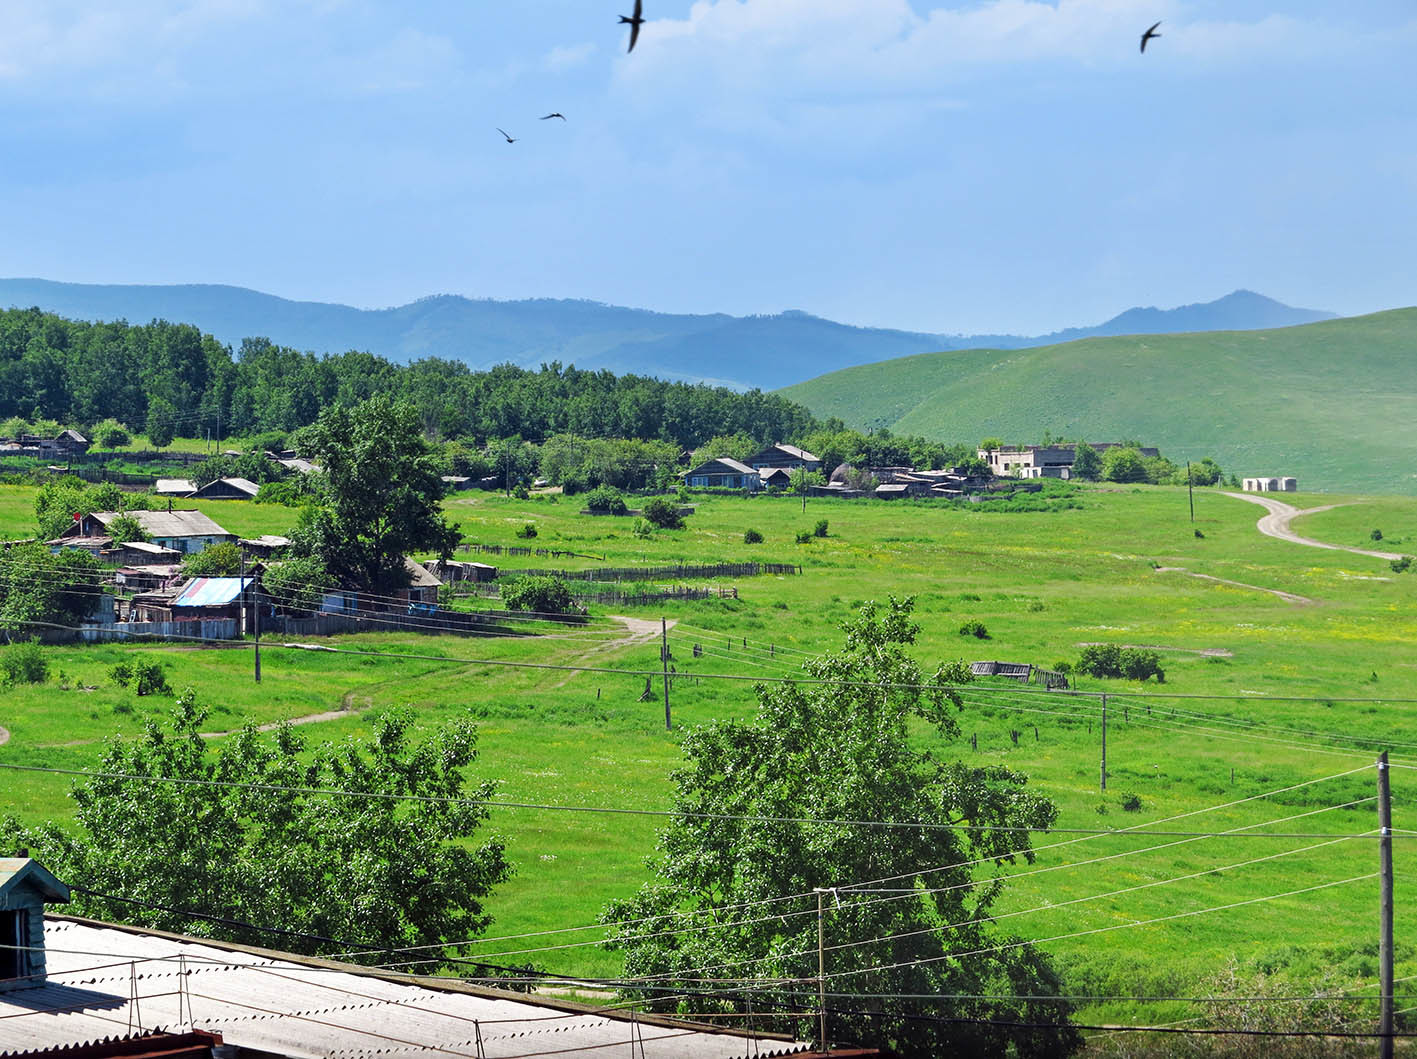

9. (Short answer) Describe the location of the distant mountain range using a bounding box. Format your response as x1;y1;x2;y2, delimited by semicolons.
0;278;1336;391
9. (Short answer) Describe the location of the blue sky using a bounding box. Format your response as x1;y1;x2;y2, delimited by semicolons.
0;0;1412;334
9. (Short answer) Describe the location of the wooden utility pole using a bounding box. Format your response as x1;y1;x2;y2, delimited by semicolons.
252;566;262;684
815;888;828;1053
1100;694;1108;792
1379;751;1394;1059
661;617;671;730
1187;461;1195;523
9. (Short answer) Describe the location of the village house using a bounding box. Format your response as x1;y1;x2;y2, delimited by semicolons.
13;429;91;458
746;442;821;473
155;477;198;497
59;510;234;555
683;457;762;491
979;443;1160;479
0;859;861;1058
188;476;261;501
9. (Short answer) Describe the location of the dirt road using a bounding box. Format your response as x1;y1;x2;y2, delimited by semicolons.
1223;492;1404;561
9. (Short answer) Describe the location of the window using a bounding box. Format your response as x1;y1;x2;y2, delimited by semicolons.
1;910;26;981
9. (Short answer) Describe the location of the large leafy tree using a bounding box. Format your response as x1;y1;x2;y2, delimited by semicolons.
0;543;103;633
293;396;460;592
601;598;1079;1059
10;693;511;967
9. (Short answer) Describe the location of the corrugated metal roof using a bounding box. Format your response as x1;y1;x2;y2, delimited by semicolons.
0;920;821;1059
154;480;196;495
170;578;251;608
119;542;182;557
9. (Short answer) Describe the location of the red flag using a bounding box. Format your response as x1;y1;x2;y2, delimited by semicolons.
72;512;81;521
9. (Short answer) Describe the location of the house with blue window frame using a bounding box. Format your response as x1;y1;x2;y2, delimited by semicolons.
683;457;761;491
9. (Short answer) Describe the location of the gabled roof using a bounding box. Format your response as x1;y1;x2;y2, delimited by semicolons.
170;577;253;608
154;479;196;495
192;477;259;498
56;429;88;444
404;558;443;589
753;443;819;463
90;510;230;539
688;457;757;476
0;859;71;905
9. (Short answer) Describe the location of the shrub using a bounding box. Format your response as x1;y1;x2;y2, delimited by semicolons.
642;497;684;529
1;640;48;686
1078;644;1164;682
512;483;530;500
1121;793;1143;812
109;658;170;696
92;418;131;448
795;531;813;544
501;576;576;614
515;522;538;539
632;518;653;539
1193;529;1205;539
959;620;989;639
1391;556;1412;574
813;519;829;538
584;486;628;515
743;528;764;544
255;480;305;506
1371;529;1384;541
1053;660;1073;675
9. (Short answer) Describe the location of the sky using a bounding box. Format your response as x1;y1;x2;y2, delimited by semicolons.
0;0;1412;335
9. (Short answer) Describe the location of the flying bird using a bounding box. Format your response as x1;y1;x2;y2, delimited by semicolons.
497;128;517;144
619;0;644;53
540;113;567;121
1140;20;1162;53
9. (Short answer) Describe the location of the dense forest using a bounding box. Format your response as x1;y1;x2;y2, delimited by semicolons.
0;308;817;449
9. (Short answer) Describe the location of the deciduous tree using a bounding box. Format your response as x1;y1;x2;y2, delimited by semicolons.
601;598;1079;1059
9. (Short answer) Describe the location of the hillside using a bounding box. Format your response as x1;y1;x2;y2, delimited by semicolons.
0;278;1332;392
778;308;1417;495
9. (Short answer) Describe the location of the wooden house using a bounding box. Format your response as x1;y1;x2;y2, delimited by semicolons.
683;457;761;491
62;510;234;555
746;443;821;473
189;477;260;501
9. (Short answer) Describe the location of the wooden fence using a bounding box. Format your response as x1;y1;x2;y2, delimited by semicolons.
459;543;605;561
78;619;241;643
503;562;799;582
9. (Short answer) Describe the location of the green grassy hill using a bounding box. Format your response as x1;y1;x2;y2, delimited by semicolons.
778;308;1417;495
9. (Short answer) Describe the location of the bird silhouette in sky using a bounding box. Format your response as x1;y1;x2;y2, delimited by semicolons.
1140;21;1162;53
497;128;517;144
540;113;567;121
619;0;644;53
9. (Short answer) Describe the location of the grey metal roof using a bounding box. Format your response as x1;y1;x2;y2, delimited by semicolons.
0;919;813;1059
91;511;231;539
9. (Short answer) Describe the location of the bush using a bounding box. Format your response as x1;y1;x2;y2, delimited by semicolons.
109;658;171;696
584;486;628;515
743;528;764;544
1;640;49;686
92;418;131;448
501;576;576;614
1121;793;1143;812
1371;529;1384;541
1391;556;1412;574
813;519;829;538
959;620;989;639
515;522;538;539
512;484;530;500
1077;644;1164;682
642;497;684;530
255;480;305;506
1053;660;1073;675
795;531;813;544
632;518;653;539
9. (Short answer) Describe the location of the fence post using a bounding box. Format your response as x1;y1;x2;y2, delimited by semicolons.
662;618;671;730
1379;750;1394;1059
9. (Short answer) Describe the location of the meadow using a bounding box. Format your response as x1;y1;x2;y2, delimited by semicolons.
4;480;1417;1048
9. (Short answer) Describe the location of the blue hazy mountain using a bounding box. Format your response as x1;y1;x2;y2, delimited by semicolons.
0;279;1335;390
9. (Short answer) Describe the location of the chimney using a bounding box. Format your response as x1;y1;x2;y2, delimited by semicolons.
0;858;71;990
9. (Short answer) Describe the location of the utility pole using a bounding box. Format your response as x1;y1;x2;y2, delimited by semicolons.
252;562;261;684
661;617;671;730
1100;694;1108;792
1379;750;1394;1059
815;888;828;1054
1187;461;1195;523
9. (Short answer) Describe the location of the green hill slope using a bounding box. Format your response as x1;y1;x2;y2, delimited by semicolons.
779;308;1417;494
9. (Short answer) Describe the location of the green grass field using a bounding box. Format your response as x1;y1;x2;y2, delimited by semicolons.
4;482;1417;1044
778;307;1417;496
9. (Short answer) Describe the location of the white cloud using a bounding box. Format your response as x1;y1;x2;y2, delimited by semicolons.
543;42;597;72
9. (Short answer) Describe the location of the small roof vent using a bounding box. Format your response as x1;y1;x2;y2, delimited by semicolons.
0;857;71;990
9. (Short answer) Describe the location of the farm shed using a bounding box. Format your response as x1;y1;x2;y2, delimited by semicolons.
1243;476;1298;492
167;576;263;623
971;660;1034;682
